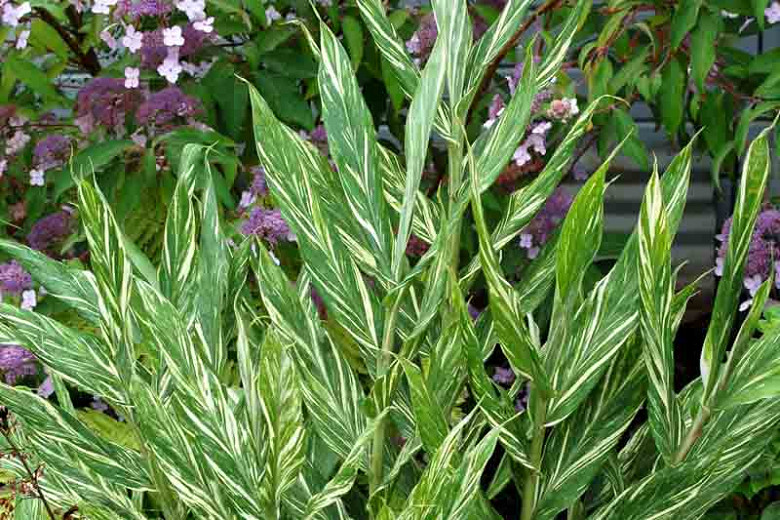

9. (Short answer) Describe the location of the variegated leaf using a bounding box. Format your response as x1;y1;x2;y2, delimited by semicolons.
0;239;100;324
251;242;366;459
700;127;772;401
535;340;645;520
636;168;683;464
319;23;394;281
543;138;695;424
247;82;385;374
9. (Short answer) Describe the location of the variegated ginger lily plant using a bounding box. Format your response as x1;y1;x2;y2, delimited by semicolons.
0;0;778;519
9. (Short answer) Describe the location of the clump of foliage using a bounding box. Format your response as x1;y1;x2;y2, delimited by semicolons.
0;0;780;519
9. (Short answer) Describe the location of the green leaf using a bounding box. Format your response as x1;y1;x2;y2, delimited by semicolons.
319;23;394;281
247;81;384;374
4;53;65;103
670;0;702;49
76;409;141;451
660;57;686;138
341;16;364;70
691;11;720;91
469;140;550;393
55;140;135;199
253;72;315;130
203;61;249;139
392;35;447;278
29;18;69;60
701;127;772;403
754;0;771;30
536;343;645;520
636;167;683;464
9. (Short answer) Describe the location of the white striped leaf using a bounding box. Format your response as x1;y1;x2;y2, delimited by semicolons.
718;306;780;408
469;130;549;392
402;360;449;455
700;127;772;401
393;37;447;278
159;147;199;315
460;97;610;287
251;242;366;460
470;47;537;196
457;276;532;469
590;398;780;520
0;385;151;491
247;82;385;374
258;330;306;516
379;145;441;245
195;156;230;373
543;138;695;424
0;304;124;404
355;0;419;98
319;24;394;281
535;341;645;520
76;179;135;386
0;239;101;324
636;168;683;464
463;0;535;100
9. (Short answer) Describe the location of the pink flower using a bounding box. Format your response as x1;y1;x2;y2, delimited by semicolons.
239;191;256;209
193;16;213;33
29;169;45;186
744;274;763;297
6;130;30;155
512;145;532;167
2;2;31;27
100;29;117;49
547;97;579;121
157;49;182;83
91;0;117;15
766;2;780;24
519;233;533;249
15;29;29;49
0;159;6;177
163;26;185;47
176;0;206;21
124;67;140;89
122;25;143;53
21;289;37;310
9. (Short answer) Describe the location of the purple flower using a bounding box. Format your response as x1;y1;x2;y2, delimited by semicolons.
519;187;572;257
27;210;74;253
136;87;202;130
766;1;780;24
0;345;37;385
33;135;71;171
117;0;172;18
140;24;208;69
716;208;780;285
37;376;54;398
250;166;268;197
406;14;437;61
310;124;328;143
492;366;515;386
467;303;481;321
0;261;32;295
515;383;530;413
483;94;505;129
406;235;429;257
75;77;140;133
240;208;293;245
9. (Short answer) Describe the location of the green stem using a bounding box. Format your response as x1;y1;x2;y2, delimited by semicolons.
369;291;404;501
521;388;547;520
673;405;711;465
447;139;465;281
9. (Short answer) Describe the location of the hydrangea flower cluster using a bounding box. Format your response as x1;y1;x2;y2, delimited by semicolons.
715;207;780;309
26;209;75;254
518;187;572;259
0;344;37;385
0;261;32;295
766;2;780;24
136;86;202;131
240;207;294;246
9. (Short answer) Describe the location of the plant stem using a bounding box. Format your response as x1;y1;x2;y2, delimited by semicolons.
521;388;547;520
369;291;404;500
1;428;57;520
673;405;711;465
